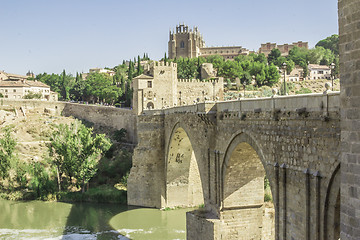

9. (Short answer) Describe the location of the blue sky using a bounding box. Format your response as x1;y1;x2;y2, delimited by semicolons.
0;0;338;75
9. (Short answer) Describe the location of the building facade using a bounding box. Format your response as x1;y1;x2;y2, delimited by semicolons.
168;24;307;60
132;61;223;114
259;41;309;56
0;71;57;100
307;64;331;80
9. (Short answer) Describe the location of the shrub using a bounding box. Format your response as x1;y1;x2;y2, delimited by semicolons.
114;128;127;142
264;193;272;202
24;92;42;99
295;87;312;94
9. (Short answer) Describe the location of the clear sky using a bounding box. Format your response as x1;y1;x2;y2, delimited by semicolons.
0;0;338;75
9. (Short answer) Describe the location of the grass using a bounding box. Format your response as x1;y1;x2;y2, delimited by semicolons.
56;185;127;204
0;185;127;204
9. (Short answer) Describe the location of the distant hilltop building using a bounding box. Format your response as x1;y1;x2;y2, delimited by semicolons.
168;23;307;59
168;24;251;60
132;61;223;114
259;41;309;57
0;71;57;101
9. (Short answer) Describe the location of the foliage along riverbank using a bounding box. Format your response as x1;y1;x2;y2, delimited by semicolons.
0;185;127;204
0;109;132;204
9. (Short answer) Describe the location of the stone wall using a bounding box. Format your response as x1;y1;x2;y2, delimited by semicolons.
0;99;137;143
177;78;223;105
127;114;165;208
339;0;360;239
62;103;137;143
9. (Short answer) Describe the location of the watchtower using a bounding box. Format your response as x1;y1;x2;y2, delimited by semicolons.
168;24;205;59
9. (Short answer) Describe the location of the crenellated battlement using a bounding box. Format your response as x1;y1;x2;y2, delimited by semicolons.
150;61;177;68
177;79;222;84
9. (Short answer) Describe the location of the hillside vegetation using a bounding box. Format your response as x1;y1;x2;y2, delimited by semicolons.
0;107;131;203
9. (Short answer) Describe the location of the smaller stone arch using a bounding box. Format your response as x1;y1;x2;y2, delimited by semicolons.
146;102;154;110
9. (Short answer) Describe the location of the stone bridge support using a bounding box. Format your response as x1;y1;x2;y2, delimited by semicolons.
339;1;360;239
128;94;341;240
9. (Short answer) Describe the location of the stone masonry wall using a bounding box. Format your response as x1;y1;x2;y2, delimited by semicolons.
339;0;360;239
177;79;224;105
62;103;137;143
0;99;137;143
127;114;166;208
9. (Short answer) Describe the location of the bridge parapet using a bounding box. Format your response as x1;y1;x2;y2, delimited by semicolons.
142;92;340;116
216;92;340;113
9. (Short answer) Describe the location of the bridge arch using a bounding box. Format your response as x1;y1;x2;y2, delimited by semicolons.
220;131;275;239
165;122;205;208
324;163;340;240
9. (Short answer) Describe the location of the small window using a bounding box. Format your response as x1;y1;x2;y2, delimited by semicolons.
147;81;152;88
180;41;185;48
5;89;8;93
13;89;16;92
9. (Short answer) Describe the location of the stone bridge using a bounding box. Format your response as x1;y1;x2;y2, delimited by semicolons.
128;92;341;240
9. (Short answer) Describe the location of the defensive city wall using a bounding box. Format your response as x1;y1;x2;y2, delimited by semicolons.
0;99;137;143
128;92;341;240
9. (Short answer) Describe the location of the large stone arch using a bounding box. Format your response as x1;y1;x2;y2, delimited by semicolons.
165;122;205;208
219;131;275;239
324;163;340;240
221;131;273;207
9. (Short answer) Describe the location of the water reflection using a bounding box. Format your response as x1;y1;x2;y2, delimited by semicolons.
110;208;189;240
0;199;188;240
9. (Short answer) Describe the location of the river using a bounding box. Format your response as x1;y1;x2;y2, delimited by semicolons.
0;199;189;240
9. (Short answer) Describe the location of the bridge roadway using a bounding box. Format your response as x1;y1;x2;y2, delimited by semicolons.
128;92;341;240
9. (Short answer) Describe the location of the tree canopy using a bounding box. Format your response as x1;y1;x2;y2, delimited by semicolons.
48;120;111;191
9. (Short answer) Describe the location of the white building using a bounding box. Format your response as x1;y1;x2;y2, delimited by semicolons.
307;64;331;80
0;71;57;100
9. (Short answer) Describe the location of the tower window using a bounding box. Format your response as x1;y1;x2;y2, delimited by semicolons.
147;81;152;88
180;41;185;48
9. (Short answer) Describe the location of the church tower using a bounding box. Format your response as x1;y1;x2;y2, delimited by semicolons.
168;24;205;59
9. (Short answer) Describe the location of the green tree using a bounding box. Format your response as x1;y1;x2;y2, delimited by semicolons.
254;53;267;64
267;48;281;65
137;55;143;76
70;73;86;101
265;64;281;86
60;70;74;101
48;120;111;192
0;126;16;179
288;46;309;65
84;72;121;104
316;34;339;55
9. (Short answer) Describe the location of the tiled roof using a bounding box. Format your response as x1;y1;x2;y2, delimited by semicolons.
133;74;154;80
308;64;330;70
0;80;50;88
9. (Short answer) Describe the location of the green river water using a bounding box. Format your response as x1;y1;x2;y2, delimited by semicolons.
0;199;189;240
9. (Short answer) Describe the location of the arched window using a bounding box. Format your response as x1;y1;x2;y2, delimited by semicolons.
147;102;154;110
180;41;185;48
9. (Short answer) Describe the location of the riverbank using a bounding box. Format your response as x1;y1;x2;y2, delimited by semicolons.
0;185;127;204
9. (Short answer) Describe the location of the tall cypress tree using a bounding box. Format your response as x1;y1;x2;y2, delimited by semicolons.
137;55;143;76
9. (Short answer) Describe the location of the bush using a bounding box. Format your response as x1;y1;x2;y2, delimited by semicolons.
114;128;127;142
23;92;42;99
295;87;312;94
264;193;272;202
